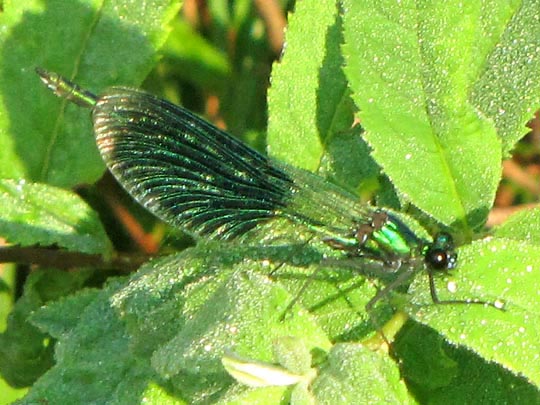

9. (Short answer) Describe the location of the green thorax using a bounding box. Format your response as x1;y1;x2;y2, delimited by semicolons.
277;162;426;263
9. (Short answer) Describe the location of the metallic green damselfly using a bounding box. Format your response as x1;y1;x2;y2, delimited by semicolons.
36;68;482;308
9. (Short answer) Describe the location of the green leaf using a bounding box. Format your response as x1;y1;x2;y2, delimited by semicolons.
218;386;288;405
0;179;111;254
310;343;415;404
273;336;313;375
139;383;187;405
394;321;540;404
16;239;540;402
492;207;540;244
407;237;540;385
114;248;331;374
0;266;27;402
18;279;157;404
317;126;382;197
471;0;540;155
393;323;459;391
30;288;100;339
267;0;355;172
0;378;26;405
16;242;387;403
7;1;539;402
18;244;336;403
0;269;95;388
279;262;378;343
0;0;181;187
341;0;516;235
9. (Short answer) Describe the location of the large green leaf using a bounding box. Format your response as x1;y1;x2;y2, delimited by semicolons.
492;207;540;244
0;269;95;388
267;0;356;173
0;0;181;187
341;0;532;235
6;1;540;403
471;0;540;154
407;236;540;386
18;245;337;404
0;179;111;254
22;280;155;404
393;321;540;403
18;236;540;403
310;343;415;404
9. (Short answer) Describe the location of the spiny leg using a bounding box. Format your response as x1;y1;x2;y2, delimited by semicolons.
426;269;504;310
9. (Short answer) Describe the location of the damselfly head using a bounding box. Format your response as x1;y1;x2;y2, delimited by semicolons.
424;232;457;270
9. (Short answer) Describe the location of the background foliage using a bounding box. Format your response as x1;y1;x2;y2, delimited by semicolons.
0;0;539;403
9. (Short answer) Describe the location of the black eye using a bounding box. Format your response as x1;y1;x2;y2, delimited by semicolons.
425;248;457;270
425;232;458;270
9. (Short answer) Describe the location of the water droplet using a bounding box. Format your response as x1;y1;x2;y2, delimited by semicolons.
494;299;506;309
15;179;26;192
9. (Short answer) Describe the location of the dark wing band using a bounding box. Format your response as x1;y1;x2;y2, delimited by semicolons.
93;88;294;240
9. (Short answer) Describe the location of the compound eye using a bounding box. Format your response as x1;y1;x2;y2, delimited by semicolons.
425;232;458;270
425;249;450;270
425;248;458;270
